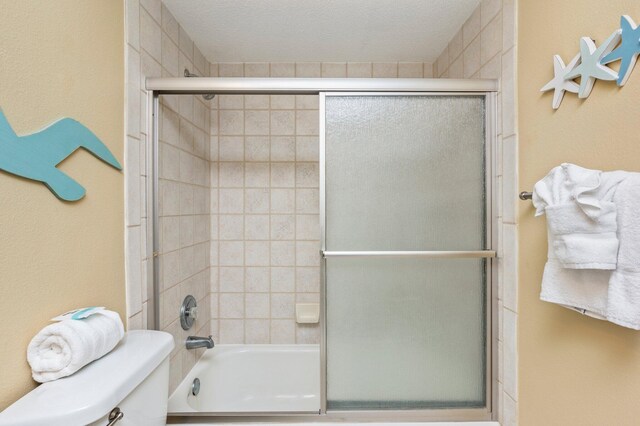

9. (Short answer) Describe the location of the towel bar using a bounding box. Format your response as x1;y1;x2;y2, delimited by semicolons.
519;191;533;200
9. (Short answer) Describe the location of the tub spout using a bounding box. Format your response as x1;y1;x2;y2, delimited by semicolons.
186;335;215;350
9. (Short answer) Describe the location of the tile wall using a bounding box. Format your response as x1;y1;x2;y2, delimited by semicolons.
125;0;213;393
433;0;518;424
207;61;433;344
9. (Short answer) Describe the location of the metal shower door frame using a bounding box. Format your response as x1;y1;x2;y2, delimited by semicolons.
145;77;498;423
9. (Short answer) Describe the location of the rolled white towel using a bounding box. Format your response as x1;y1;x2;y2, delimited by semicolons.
27;308;124;383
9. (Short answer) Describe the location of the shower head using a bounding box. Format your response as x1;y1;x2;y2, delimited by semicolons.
184;68;215;100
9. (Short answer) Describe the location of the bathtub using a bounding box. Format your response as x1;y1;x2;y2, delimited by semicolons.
169;344;320;414
168;345;499;426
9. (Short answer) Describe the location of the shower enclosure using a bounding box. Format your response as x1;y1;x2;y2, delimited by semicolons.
146;78;498;422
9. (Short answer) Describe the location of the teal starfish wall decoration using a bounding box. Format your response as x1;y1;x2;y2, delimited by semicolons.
0;109;122;201
602;15;640;86
540;54;581;109
565;30;621;98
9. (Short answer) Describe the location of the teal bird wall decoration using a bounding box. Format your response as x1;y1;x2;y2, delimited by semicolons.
0;109;122;201
602;15;640;86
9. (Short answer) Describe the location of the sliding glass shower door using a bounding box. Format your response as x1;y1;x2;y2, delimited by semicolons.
322;94;492;412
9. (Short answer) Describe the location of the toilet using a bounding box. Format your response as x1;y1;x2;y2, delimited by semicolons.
0;330;174;426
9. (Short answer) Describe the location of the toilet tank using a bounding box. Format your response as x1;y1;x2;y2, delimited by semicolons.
0;330;174;426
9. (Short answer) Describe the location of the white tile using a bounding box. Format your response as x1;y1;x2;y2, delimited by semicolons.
219;215;244;240
140;8;161;62
246;293;270;318
321;62;347;77
245;215;269;240
245;110;269;135
480;52;502;79
271;241;295;266
271;163;295;188
271;189;295;213
463;6;481;47
179;183;194;215
295;189;319;214
219;267;244;292
296;267;320;293
503;308;518;400
271;293;295;319
502;48;516;137
125;226;143;316
296;215;320;240
481;11;502;65
347;62;372;77
503;392;517;426
271;215;295;240
218;62;244;77
398;62;423;77
161;33;179;77
503;0;516;50
246;267;270;292
502;223;518;311
296;136;319;162
271;267;295;292
423;63;434;78
219;95;244;109
296;110;319;136
161;3;179;44
245;95;270;109
193;46;207;76
245;319;270;343
449;55;463;79
219;319;244;343
271;137;296;161
219;162;244;188
436;47;449;77
296;324;320;344
161;250;180;291
161;216;180;252
140;0;161;22
481;0;502;28
245;188;270;213
126;47;141;138
296;241;320;266
295;62;321;77
245;241;270;266
464;36;482;78
245;136;270;161
219;241;244;266
126;137;141;226
295;95;318;110
270;111;295;135
271;319;295;343
220;110;244;135
220;293;244;318
502;135;517;223
372;62;398;77
296;163;319;188
126;0;140;50
245;162;270;187
218;136;244;161
270;62;295;77
448;29;464;62
270;95;295;110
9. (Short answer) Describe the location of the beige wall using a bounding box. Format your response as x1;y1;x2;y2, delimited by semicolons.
518;1;640;424
0;1;125;410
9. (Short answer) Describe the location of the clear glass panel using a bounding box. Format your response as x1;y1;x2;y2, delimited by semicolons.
325;95;486;251
326;257;486;410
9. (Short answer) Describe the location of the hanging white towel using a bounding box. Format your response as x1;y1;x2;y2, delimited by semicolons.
533;163;626;269
606;173;640;329
27;308;124;383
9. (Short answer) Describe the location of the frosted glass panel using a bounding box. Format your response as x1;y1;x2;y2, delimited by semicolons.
324;95;488;411
326;258;486;409
325;95;486;251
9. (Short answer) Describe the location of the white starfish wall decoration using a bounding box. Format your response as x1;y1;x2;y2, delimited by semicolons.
540;54;581;109
565;30;621;98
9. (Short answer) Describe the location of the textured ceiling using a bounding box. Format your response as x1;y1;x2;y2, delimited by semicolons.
162;0;480;63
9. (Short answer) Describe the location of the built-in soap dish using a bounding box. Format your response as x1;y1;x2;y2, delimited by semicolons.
296;303;319;324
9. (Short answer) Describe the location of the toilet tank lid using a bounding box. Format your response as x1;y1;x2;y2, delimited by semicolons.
0;330;174;426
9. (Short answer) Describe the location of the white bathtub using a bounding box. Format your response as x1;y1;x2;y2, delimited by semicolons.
169;345;320;414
